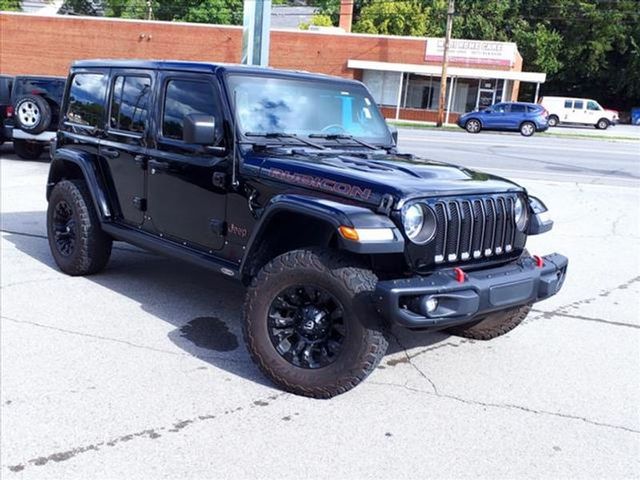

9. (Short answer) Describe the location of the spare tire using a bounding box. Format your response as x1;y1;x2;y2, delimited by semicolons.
14;95;52;134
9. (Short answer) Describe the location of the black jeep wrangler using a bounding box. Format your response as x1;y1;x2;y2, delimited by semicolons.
46;60;567;398
6;75;66;160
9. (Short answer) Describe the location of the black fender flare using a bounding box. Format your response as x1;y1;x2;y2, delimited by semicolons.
47;147;112;221
239;194;405;276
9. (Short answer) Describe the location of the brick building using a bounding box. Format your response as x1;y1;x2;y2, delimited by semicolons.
0;12;545;124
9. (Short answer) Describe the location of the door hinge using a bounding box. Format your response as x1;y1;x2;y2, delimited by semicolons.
212;172;227;188
133;196;147;211
134;154;148;170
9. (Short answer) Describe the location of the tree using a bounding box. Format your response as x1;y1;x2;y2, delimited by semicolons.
299;13;333;30
353;1;435;37
0;0;21;11
182;0;243;25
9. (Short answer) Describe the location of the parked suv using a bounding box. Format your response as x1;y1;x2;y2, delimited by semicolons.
539;96;617;129
46;60;567;397
7;75;66;159
458;102;549;136
0;75;14;146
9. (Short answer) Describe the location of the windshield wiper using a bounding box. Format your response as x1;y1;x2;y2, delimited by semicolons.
244;132;326;150
308;133;380;150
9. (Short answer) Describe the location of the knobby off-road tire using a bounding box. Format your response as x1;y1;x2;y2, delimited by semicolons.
13;139;44;160
47;180;112;276
243;249;388;398
445;303;532;340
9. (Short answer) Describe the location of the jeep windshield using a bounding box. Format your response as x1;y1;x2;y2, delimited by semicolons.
227;74;393;148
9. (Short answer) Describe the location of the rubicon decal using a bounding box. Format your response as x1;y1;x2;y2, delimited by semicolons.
268;168;372;200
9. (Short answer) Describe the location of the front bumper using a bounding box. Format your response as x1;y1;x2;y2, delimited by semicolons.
375;253;568;329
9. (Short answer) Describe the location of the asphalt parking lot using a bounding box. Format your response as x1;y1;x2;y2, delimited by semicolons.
1;131;639;479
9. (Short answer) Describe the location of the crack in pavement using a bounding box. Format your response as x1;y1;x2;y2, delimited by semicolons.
0;229;157;256
6;393;287;473
387;330;439;395
530;309;639;329
1;315;251;365
368;381;640;435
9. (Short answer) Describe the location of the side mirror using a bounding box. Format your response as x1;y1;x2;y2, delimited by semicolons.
388;123;398;144
183;114;216;145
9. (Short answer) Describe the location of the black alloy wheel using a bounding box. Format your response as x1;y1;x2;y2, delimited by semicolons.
268;285;346;369
52;199;76;257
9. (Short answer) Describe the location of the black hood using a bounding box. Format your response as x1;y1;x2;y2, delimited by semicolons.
252;150;524;208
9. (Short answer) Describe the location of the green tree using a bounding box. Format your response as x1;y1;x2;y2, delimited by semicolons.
0;0;21;11
353;1;435;37
182;0;243;25
299;13;333;30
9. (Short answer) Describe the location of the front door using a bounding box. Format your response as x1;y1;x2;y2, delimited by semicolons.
477;89;495;110
101;70;154;226
145;73;228;252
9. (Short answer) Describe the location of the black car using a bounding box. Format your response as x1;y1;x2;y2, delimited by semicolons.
7;75;66;159
0;74;14;146
46;60;567;398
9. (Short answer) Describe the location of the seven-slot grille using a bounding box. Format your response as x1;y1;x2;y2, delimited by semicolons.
431;195;518;264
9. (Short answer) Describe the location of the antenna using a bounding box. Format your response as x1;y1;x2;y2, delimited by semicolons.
231;89;239;188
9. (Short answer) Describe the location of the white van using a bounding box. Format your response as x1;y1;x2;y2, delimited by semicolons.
539;96;618;129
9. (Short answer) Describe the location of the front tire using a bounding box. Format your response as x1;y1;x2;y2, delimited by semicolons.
47;180;112;276
243;249;388;398
13;139;44;160
465;119;481;133
445;303;532;340
596;118;609;130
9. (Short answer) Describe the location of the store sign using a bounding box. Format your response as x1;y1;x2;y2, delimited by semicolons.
425;38;516;67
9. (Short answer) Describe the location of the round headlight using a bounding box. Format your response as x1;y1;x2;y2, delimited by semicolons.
515;197;528;231
402;203;437;244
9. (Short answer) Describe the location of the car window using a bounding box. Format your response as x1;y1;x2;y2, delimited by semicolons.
574;100;584;110
14;78;65;103
110;75;151;133
564;100;572;108
492;103;506;113
587;101;600;111
526;105;539;113
162;79;220;141
510;104;526;113
66;73;107;127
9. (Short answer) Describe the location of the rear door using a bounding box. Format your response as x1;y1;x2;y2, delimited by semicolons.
100;69;154;226
505;103;526;129
569;99;587;124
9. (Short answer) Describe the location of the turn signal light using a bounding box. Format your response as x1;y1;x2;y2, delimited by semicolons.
338;226;359;241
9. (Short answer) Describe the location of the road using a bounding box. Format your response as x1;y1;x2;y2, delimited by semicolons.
397;127;640;187
1;134;639;479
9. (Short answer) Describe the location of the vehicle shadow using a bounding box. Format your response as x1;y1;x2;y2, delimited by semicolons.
2;210;447;388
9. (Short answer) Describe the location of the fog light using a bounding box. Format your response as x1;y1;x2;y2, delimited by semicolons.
425;297;438;313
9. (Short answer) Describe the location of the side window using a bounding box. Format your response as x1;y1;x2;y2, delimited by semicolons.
564;100;572;109
510;104;526;113
162;79;219;141
492;103;506;113
587;101;600;111
574;100;584;110
110;75;151;133
66;73;107;127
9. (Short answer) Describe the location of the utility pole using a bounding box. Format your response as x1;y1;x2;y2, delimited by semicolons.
146;0;153;20
436;0;454;127
242;0;272;66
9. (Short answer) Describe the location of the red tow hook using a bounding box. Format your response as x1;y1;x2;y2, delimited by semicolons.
453;267;466;283
533;255;544;268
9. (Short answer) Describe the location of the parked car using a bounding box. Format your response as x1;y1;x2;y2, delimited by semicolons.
539;96;617;129
0;75;14;146
6;75;66;159
46;60;567;398
457;102;549;136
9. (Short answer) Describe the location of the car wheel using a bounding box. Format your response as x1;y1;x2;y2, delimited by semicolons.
243;248;388;398
445;303;532;340
13;139;45;160
465;119;481;133
520;121;535;137
547;115;559;127
46;180;112;276
596;118;609;130
14;95;52;134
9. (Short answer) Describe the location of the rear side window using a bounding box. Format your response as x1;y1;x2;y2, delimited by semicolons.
564;100;572;108
162;79;219;141
510;104;526;113
0;78;13;104
66;73;107;127
110;75;151;133
14;78;65;103
574;100;584;110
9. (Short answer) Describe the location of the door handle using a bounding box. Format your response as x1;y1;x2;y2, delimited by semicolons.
148;159;170;173
134;154;147;169
102;148;120;159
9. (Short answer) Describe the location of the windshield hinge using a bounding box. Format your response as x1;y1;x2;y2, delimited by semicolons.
377;194;394;215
